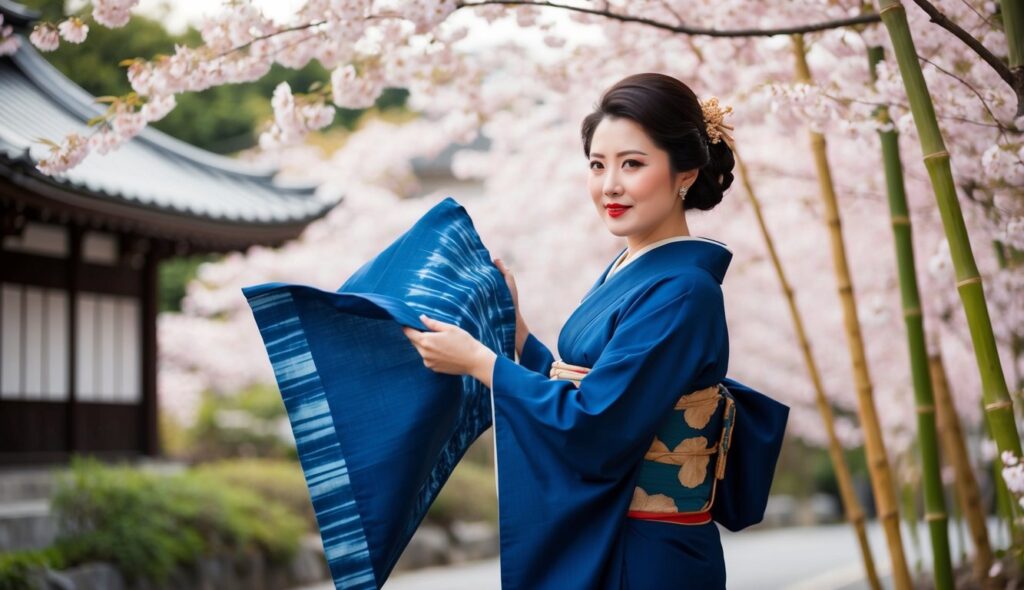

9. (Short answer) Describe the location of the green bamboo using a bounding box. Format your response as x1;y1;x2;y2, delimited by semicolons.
875;3;1024;528
867;44;954;589
930;343;996;585
999;0;1024;84
733;150;882;590
792;34;913;590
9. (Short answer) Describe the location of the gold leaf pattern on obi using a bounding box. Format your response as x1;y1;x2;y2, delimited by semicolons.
644;437;670;460
630;487;678;513
676;436;711;488
675;387;721;429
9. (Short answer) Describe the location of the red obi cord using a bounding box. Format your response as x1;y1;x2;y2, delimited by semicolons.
626;510;712;525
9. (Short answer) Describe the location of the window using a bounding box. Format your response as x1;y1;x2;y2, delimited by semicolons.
1;283;141;403
75;292;141;403
1;283;68;400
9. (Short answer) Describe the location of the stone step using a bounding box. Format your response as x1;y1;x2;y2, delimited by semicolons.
0;499;57;552
0;467;61;504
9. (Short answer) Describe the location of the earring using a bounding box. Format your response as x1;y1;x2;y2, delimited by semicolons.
678;185;688;201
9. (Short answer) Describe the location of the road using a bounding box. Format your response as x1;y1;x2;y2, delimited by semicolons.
295;518;1004;589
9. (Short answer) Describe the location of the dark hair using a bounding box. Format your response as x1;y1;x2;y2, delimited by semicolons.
580;73;734;211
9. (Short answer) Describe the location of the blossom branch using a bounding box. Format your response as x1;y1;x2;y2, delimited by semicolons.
457;0;883;37
820;91;1015;132
909;0;1024;117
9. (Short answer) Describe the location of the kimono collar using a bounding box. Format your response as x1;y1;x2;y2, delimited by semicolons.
683;237;733;284
599;236;733;287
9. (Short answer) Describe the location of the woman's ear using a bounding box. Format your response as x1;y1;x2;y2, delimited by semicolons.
675;168;699;190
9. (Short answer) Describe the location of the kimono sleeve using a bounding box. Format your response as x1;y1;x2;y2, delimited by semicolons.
490;274;727;482
518;331;555;375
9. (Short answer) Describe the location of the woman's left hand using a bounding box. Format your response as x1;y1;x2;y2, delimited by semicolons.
402;314;497;386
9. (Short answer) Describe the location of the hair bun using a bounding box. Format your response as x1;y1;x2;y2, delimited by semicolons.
688;139;734;211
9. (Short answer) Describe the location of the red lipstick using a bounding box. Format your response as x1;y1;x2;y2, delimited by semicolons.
605;204;631;218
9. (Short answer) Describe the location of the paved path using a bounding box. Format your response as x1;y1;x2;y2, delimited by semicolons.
295;518;1005;589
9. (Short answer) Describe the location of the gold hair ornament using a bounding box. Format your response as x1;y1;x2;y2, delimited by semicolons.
699;96;735;151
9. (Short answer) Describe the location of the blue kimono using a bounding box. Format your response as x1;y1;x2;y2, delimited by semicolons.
493;235;734;589
242;197;788;590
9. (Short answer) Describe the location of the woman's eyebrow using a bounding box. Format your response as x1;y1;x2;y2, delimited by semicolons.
590;150;648;158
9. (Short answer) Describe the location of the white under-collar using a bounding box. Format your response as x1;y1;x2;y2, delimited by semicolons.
603;235;732;282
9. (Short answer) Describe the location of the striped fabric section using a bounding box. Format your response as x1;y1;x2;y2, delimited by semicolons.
242;197;517;589
245;287;377;590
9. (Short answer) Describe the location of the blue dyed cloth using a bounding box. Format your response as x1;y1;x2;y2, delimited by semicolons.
242;197;789;590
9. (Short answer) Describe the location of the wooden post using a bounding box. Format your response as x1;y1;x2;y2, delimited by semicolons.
140;241;160;457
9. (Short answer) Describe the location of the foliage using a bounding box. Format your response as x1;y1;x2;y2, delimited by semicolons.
0;546;66;590
0;457;307;587
192;458;315;528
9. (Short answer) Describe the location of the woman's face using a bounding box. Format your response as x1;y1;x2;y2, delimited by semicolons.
587;116;695;240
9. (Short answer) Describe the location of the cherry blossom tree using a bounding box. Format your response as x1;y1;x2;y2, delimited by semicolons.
17;0;1023;579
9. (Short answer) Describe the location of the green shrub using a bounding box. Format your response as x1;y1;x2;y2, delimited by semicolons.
0;546;66;590
192;458;315;528
34;457;306;584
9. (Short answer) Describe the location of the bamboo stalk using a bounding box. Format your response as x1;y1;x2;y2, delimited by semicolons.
732;150;882;590
872;2;1024;557
791;33;913;590
866;44;954;589
1001;0;1024;117
929;341;996;585
999;0;1024;94
874;0;1024;546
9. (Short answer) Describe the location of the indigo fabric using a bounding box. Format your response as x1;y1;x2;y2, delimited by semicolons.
713;377;790;531
243;196;789;590
243;197;515;589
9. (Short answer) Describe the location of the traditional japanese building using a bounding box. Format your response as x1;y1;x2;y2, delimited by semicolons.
0;1;341;464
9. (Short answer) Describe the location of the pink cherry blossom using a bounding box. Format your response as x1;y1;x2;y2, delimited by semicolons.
36;133;89;175
18;1;1023;478
29;23;59;52
92;0;139;28
57;17;88;44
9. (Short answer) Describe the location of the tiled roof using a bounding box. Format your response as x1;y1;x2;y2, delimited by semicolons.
0;34;340;240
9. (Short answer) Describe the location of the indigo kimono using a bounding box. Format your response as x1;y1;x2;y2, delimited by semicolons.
242;197;788;590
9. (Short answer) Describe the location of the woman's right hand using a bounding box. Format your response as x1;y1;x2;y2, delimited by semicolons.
493;257;528;355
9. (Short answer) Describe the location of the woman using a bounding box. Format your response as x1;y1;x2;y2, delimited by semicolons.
400;73;785;589
244;73;787;590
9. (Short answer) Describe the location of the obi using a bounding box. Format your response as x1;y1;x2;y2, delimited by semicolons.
549;360;736;526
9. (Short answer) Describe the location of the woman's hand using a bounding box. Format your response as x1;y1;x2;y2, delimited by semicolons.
493;258;529;356
402;314;497;388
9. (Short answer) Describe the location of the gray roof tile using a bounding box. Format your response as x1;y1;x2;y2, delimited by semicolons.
0;36;341;228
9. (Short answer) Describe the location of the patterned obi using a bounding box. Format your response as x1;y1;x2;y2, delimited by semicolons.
549;360;737;526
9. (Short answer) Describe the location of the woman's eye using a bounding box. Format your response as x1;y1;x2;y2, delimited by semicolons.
589;160;642;169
